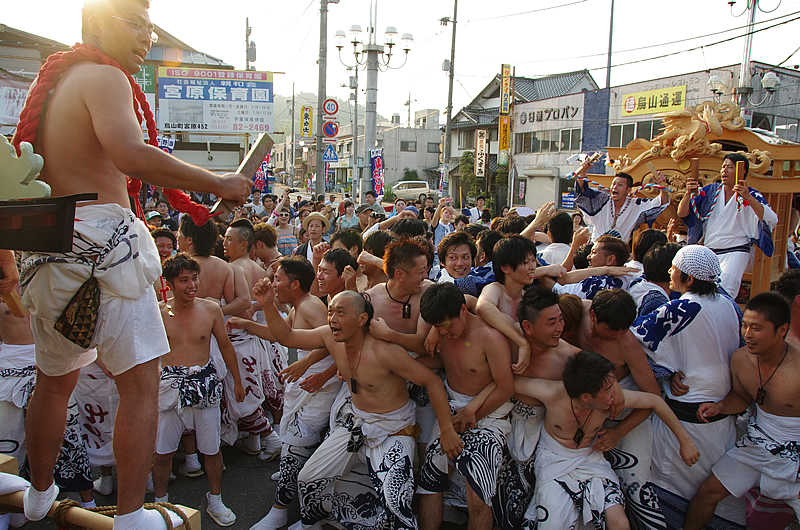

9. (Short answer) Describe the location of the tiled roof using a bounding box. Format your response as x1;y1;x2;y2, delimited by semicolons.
454;69;595;129
514;69;592;101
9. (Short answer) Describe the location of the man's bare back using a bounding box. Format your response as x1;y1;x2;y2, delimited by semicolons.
190;256;233;302
232;257;266;294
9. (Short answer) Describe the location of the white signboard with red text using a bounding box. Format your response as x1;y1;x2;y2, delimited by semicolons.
157;67;273;134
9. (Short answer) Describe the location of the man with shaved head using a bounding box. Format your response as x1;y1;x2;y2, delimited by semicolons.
255;282;462;530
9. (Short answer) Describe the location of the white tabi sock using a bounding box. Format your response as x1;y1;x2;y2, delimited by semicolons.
184;452;201;470
207;492;224;510
154;494;169;503
251;506;288;529
22;482;59;521
81;499;97;508
112;506;184;530
244;433;261;452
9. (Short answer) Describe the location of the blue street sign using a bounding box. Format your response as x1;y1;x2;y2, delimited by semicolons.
323;121;339;138
322;144;338;163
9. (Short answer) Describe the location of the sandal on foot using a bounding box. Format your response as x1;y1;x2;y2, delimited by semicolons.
178;463;204;478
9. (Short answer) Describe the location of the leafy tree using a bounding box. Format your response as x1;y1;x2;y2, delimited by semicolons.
402;168;420;181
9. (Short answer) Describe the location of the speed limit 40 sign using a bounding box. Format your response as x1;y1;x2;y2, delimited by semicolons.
323;98;338;115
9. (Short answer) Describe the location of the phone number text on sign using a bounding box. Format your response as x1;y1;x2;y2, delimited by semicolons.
231;123;271;132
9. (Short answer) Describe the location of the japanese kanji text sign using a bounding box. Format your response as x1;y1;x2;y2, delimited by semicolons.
157;67;274;133
301;106;313;138
475;129;488;178
621;85;686;117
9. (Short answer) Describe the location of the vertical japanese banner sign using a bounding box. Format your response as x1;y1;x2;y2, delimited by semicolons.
370;148;385;195
324;163;330;187
500;64;511;115
253;153;270;193
301;106;313;138
498;116;510;166
475;130;488;178
148;135;177;201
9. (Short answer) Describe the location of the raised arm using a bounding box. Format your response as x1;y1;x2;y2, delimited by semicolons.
253;278;328;350
677;177;699;218
431;198;447;229
560;227;590;271
521;201;557;240
308;241;330;297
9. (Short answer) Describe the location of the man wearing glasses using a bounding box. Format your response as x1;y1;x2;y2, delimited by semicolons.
10;1;250;528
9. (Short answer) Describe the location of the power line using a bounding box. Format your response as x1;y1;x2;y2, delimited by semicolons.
586;14;800;72
511;8;800;66
464;0;589;22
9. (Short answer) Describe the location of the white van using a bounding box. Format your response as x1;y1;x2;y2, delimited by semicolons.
392;181;438;202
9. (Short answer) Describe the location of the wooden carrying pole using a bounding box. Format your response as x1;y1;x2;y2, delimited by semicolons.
0;456;199;529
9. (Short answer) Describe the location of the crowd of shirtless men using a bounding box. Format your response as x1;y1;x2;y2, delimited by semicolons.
3;1;800;528
5;170;800;530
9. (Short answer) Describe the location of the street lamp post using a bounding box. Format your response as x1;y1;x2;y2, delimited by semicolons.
335;6;412;203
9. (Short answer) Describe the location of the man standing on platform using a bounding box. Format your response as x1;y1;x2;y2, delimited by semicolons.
573;157;670;243
10;1;250;527
678;152;778;298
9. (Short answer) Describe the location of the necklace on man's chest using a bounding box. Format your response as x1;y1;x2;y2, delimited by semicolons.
386;283;412;319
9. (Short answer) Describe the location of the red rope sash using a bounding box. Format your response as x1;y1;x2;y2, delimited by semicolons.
11;43;215;225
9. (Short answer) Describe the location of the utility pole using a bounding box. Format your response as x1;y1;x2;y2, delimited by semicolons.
405;92;412;127
605;0;614;89
245;18;251;71
315;0;335;198
361;1;381;202
737;0;759;107
442;0;458;198
290;84;295;184
351;69;359;198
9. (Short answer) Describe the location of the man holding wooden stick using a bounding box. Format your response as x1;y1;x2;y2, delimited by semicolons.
9;1;250;527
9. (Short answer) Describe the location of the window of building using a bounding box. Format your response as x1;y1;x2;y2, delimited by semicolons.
489;128;498;142
569;128;581;151
775;116;799;142
458;129;475;150
608;123;636;148
427;142;439;153
635;119;663;141
400;141;417;152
